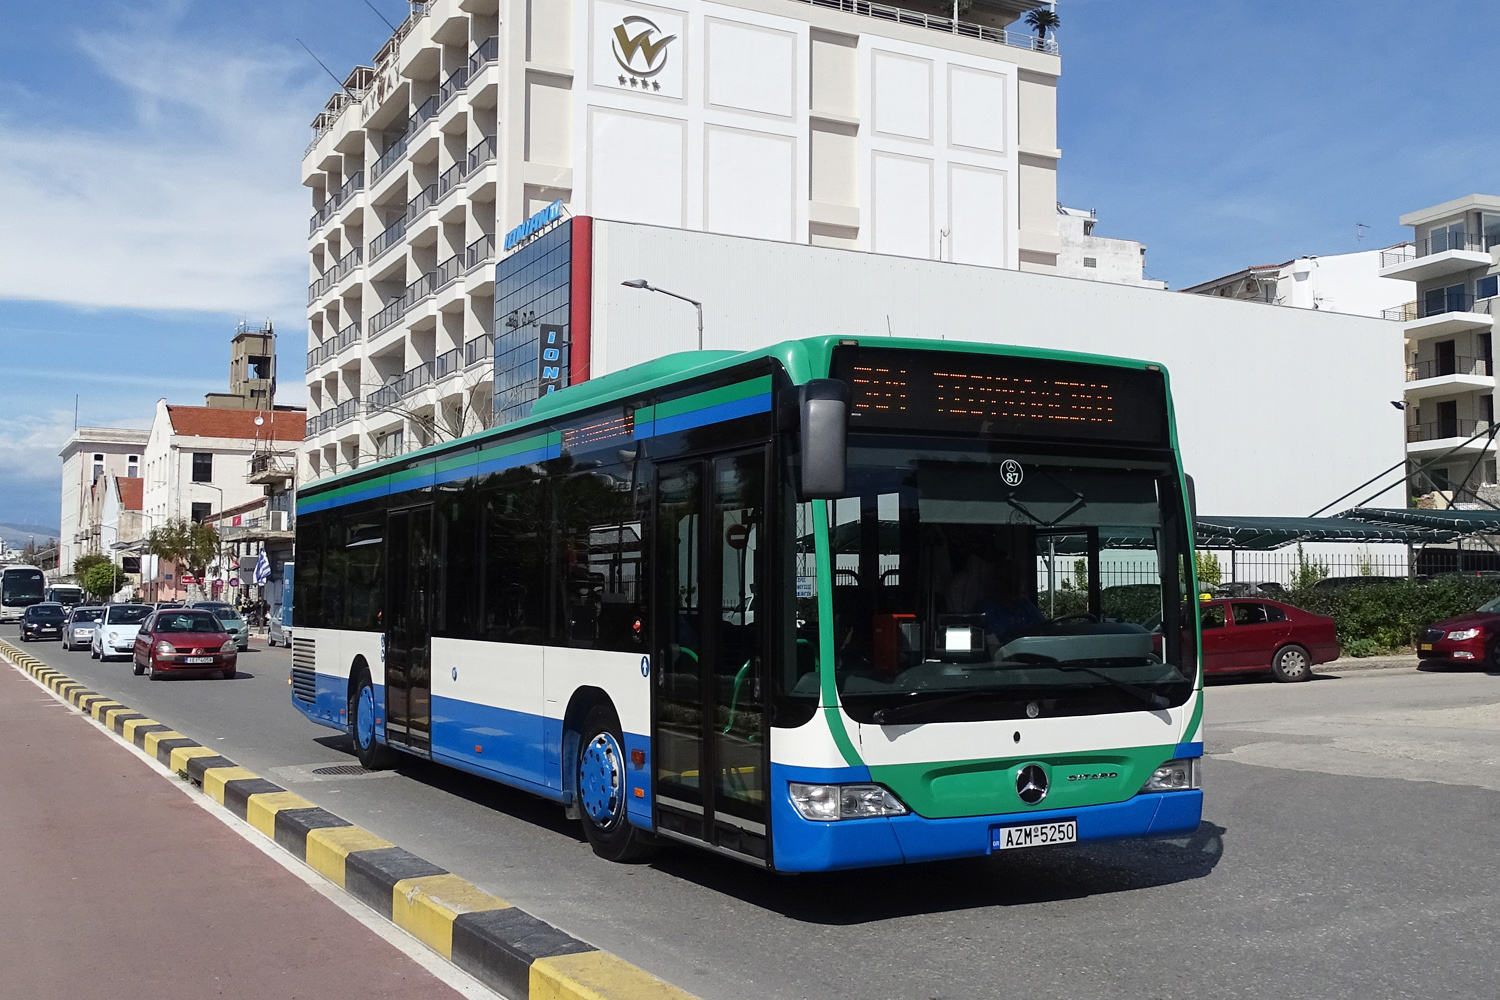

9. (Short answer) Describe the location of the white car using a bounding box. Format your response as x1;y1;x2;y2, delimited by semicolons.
91;604;153;661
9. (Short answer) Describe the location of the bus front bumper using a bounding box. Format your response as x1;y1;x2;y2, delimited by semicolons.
769;773;1202;873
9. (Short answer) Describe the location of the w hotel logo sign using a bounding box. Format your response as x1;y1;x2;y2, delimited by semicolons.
592;3;684;97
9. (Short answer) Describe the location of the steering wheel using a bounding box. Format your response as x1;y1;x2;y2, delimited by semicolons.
1048;612;1099;624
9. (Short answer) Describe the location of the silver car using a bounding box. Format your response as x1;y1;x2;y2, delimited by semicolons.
268;603;293;648
188;601;250;651
62;605;105;651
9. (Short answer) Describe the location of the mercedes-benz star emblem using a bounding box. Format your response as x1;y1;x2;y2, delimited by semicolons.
1016;764;1049;805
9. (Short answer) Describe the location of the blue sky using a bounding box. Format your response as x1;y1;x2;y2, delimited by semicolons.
1;0;1497;527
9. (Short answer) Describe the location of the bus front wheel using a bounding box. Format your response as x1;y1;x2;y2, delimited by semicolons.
576;705;653;863
350;670;398;770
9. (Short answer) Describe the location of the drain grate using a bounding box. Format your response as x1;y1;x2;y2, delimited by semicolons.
311;764;368;776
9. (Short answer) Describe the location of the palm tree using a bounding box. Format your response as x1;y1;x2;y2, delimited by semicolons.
1024;6;1060;40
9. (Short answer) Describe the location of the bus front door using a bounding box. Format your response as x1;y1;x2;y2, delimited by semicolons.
385;504;433;754
654;452;770;863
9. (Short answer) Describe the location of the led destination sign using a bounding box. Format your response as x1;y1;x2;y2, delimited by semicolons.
830;347;1169;445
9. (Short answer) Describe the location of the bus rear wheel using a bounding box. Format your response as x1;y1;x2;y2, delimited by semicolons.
577;706;653;863
350;669;398;770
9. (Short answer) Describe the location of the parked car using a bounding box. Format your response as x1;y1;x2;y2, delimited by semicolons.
19;602;67;642
1198;597;1340;681
62;605;106;651
1210;581;1284;598
268;603;294;648
151;601;185;610
1312;576;1389;591
131;608;238;680
91;603;153;661
187;601;249;651
1417;595;1500;668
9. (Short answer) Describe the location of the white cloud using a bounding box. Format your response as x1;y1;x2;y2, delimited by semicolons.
0;5;319;317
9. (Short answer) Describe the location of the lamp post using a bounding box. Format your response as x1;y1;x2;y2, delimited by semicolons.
621;279;703;351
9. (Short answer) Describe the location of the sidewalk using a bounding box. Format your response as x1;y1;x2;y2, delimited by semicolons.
0;661;470;1000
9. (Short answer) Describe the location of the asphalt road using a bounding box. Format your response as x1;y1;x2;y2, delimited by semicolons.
7;626;1499;1000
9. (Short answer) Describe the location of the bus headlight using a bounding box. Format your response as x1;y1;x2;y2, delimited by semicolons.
788;782;909;821
1141;759;1199;793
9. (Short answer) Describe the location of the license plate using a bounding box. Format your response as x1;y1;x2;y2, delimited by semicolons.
185;656;214;664
1420;643;1433;651
992;820;1078;851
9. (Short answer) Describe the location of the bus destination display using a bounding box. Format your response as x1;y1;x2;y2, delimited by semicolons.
831;347;1169;445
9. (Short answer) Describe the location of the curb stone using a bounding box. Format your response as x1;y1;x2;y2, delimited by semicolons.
0;638;698;1000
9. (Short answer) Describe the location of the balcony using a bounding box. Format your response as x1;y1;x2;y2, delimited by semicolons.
439;65;469;109
334;398;360;427
1395;293;1497;339
435;346;464;380
370;216;408;260
1380;233;1496;282
1404;356;1494;401
367;382;402;414
467;36;498;77
410;95;438;134
334;321;362;356
786;0;1057;52
433;253;462;295
306;246;364;306
465;233;495;273
404;183;439;227
247;451;296;487
1407;355;1491;382
1406;419;1495;455
309;171;365;235
371;133;410;183
464;332;493;367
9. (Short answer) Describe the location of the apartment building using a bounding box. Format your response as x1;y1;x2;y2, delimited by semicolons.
1053;205;1165;289
1182;247;1413;319
1381;195;1500;502
300;0;1062;482
57;427;149;576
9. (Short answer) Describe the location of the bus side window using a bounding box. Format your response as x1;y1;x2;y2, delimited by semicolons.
553;467;646;652
481;471;547;644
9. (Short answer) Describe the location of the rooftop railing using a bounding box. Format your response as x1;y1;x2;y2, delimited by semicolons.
1406;356;1492;382
787;0;1058;52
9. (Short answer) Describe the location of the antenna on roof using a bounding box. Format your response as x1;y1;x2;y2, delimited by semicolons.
297;39;355;98
361;0;398;32
1356;222;1370;243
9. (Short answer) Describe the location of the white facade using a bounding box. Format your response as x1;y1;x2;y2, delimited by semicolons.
1182;247;1414;319
1381;194;1500;502
141;401;291;529
57;427;148;576
1054;206;1165;289
586;221;1406;517
301;0;1060;484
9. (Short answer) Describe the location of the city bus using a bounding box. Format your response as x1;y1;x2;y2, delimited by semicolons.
47;584;84;608
292;337;1203;871
1;564;47;623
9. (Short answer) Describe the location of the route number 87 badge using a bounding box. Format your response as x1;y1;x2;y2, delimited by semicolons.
1001;459;1024;488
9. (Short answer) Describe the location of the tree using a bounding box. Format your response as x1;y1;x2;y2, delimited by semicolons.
147;517;219;580
1024;6;1060;40
73;552;111;580
80;561;124;601
1195;551;1222;586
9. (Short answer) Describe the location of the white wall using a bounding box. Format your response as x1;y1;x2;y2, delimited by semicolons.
1274;249;1412;317
589;221;1407;517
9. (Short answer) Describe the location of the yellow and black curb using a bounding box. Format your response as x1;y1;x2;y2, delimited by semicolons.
0;639;697;1000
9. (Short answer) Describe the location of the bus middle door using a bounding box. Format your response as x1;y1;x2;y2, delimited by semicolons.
385;504;434;755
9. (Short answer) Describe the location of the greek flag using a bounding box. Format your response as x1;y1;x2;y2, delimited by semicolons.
253;548;271;586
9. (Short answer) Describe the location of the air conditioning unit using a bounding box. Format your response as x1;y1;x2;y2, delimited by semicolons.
269;510;290;531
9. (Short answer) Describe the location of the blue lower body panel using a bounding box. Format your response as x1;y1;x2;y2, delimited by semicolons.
769;762;1202;872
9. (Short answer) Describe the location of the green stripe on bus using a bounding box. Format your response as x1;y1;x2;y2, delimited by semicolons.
652;375;773;421
812;499;862;767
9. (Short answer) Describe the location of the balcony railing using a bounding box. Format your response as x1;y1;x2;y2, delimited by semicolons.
435;347;464;379
787;0;1057;52
371;293;409;335
404;183;439;226
439;65;468;109
308;273;333;305
410;95;438;132
464;332;494;367
306;340;332;370
1379;244;1416;269
1421;291;1476;318
466;233;495;272
333;245;362;283
371;132;409;182
1383;301;1418;322
467;36;498;76
1408;419;1486;443
1406;356;1492;382
407;360;434;393
334;398;360;427
334;321;362;355
438;159;465;198
433;253;462;294
467;134;497;173
370;216;408;260
367;382;402;414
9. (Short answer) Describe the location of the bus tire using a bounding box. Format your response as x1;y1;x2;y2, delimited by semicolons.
350;669;398;770
1271;644;1312;682
577;705;653;863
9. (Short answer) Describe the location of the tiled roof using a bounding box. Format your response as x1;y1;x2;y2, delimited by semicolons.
165;406;305;442
116;476;143;512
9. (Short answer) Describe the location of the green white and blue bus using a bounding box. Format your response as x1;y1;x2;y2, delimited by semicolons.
292;337;1202;870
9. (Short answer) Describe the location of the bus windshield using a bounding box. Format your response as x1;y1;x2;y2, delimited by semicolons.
2;569;45;604
826;436;1195;724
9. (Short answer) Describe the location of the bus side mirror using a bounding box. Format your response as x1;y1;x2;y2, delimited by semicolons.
799;379;848;499
1184;474;1198;523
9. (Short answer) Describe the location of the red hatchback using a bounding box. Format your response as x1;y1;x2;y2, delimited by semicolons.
1417;596;1500;668
132;609;238;680
1198;598;1340;682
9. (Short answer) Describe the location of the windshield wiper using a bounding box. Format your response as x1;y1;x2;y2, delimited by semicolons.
1003;654;1170;710
872;691;986;725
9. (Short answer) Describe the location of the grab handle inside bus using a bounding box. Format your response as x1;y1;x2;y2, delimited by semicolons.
800;379;848;499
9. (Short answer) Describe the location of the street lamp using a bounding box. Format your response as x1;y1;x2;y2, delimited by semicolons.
621;279;703;351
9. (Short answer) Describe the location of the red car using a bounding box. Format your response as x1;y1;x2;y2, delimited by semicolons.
1198;598;1339;682
131;609;238;680
1417;596;1500;668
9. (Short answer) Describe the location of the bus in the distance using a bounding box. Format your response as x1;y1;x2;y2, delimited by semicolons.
1;564;47;623
292;336;1202;871
47;584;84;608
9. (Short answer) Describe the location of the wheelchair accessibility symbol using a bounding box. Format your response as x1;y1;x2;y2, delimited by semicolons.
1001;460;1024;488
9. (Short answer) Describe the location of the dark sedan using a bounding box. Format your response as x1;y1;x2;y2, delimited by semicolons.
1417;596;1500;668
19;603;67;642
